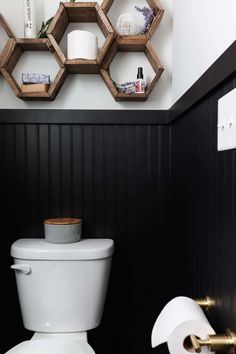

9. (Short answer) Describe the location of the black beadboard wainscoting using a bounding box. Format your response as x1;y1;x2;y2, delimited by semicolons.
2;41;236;354
0;120;180;354
171;72;236;333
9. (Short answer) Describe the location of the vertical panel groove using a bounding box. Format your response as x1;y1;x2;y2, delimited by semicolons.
70;125;74;216
48;124;52;214
59;125;62;216
103;125;107;235
92;125;95;235
114;125;118;235
81;125;84;220
36;125;40;228
158;125;162;194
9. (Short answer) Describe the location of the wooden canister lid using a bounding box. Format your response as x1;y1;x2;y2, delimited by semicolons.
44;218;82;225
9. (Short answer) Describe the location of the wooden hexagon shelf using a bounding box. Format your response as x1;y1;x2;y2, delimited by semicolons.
101;0;164;41
0;14;15;68
100;39;164;101
0;1;164;102
1;38;67;101
47;2;115;74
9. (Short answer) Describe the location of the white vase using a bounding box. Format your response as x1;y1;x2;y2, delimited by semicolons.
23;0;37;38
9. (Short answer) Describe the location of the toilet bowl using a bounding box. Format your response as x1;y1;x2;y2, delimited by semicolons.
6;333;95;354
6;238;114;354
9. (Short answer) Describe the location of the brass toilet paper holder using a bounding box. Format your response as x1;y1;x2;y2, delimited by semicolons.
195;296;215;311
193;298;235;353
190;330;236;354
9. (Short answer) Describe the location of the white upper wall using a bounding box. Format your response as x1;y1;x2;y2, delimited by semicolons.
172;0;236;104
0;0;173;110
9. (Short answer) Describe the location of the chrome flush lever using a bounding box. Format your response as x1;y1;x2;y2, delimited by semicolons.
11;264;31;274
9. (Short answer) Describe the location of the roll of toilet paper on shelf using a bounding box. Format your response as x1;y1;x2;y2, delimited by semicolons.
67;30;98;60
151;296;215;354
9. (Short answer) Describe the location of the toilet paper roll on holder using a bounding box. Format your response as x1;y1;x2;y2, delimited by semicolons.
190;330;236;354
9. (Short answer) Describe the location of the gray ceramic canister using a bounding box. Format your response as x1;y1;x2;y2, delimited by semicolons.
44;218;82;244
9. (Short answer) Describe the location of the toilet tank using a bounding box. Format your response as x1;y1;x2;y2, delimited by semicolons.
11;238;114;333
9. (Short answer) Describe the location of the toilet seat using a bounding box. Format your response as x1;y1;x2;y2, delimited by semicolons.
5;336;95;354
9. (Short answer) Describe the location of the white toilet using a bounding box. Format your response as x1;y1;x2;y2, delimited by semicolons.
6;238;114;354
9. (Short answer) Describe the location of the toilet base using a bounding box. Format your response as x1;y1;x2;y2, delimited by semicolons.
5;332;95;354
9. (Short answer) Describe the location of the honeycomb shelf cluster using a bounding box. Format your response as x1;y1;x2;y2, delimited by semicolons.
0;1;164;101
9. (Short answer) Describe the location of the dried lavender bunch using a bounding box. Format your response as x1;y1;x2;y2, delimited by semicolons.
135;6;155;34
115;81;136;94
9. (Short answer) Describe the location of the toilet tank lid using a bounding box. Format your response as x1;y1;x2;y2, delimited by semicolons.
11;238;114;260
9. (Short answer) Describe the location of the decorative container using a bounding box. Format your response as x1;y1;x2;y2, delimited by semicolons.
44;218;82;244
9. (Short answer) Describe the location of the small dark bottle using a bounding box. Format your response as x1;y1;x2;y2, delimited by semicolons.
135;67;146;93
